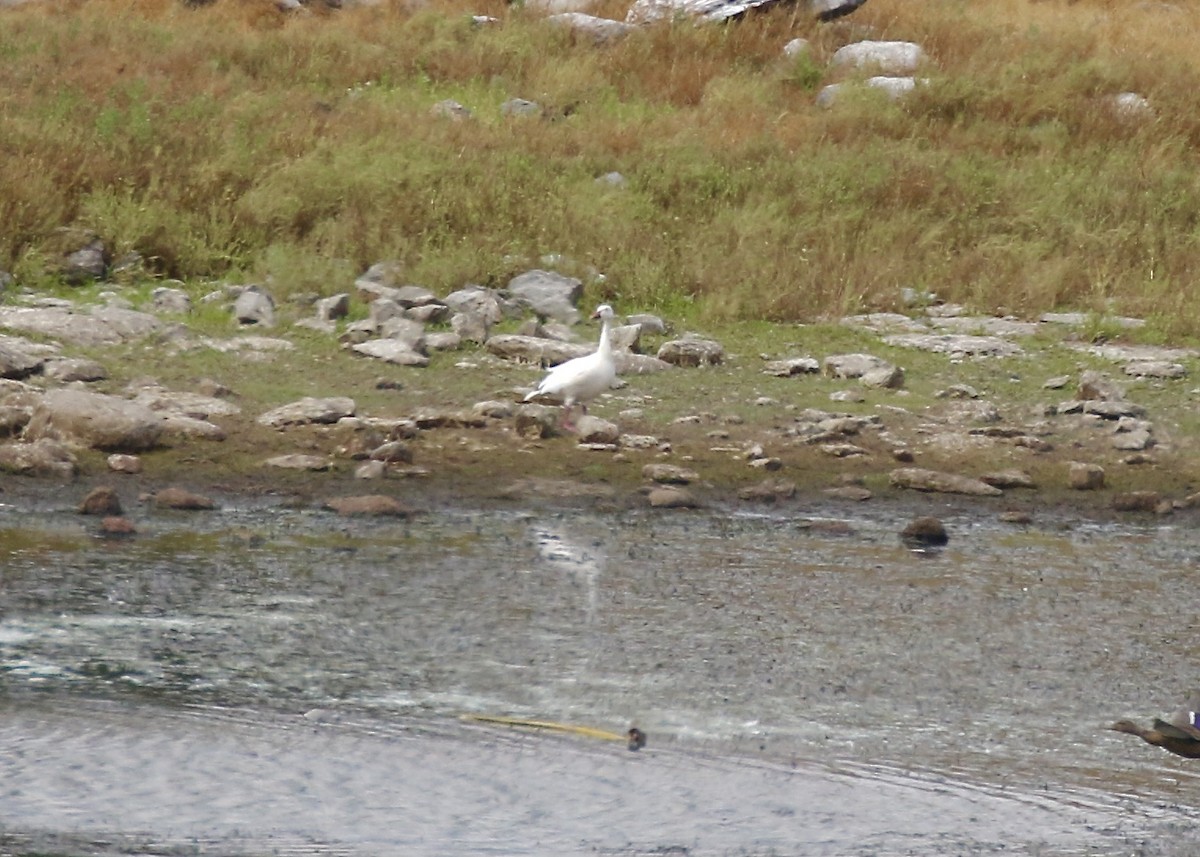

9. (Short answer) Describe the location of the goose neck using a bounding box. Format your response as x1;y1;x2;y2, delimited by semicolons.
596;316;613;355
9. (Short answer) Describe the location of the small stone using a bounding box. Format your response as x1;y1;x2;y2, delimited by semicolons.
368;441;413;464
1111;429;1152;451
106;453;143;474
265;454;332;471
647;486;698;508
763;358;819;377
432;99;472;120
643;463;699;484
355;460;387;480
830;390;865;404
748;457;783;471
979;470;1035;489
824;485;872;502
1068;462;1105;491
738;479;796;502
820;443;869;458
515;405;559;439
576;416;620;445
657;338;723;367
936;384;979;399
860;365;905;389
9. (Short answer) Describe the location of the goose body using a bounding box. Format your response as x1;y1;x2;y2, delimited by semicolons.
1109;689;1200;759
524;304;617;430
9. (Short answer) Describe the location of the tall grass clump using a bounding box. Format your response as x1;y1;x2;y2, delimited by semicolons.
3;0;1200;334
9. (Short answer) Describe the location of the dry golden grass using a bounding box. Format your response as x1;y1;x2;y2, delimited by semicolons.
4;0;1200;334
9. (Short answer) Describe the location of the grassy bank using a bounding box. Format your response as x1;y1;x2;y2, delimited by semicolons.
3;0;1200;334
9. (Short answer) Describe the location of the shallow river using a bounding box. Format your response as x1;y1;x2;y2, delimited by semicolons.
1;495;1199;856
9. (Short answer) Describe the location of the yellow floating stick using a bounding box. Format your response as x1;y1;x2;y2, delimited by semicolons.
461;713;627;743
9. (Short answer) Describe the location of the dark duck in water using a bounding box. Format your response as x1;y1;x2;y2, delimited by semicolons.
1109;689;1200;759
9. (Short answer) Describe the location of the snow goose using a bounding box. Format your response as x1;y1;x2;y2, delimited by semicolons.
524;304;617;430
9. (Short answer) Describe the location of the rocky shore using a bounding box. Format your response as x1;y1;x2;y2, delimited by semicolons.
3;256;1199;527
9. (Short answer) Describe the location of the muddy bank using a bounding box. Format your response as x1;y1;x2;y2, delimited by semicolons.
3;291;1200;525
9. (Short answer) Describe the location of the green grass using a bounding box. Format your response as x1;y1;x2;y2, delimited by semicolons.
3;0;1200;338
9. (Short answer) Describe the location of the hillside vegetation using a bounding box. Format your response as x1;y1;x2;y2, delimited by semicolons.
3;0;1200;333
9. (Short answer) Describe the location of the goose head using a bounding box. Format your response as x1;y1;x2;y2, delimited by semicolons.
591;304;615;322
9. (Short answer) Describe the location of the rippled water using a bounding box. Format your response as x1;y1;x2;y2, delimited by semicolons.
1;497;1199;855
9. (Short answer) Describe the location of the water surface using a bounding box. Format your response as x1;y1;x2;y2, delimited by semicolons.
1;499;1198;855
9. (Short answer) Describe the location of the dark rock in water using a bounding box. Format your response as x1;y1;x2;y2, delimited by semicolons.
627;727;646;751
901;516;948;548
78;486;122;516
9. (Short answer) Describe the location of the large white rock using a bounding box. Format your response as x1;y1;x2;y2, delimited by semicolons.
24;389;165;452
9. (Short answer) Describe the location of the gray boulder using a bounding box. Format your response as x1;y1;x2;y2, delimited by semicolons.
0;336;49;379
315;293;350;322
508;270;584;324
889;467;1003;497
443;285;508;326
0;305;160;347
43;357;108;382
354;261;406;299
351;339;430;367
258;396;356;427
150;286;192;314
657;337;723;367
824;353;893;379
547;13;634;43
627;0;860;23
831;41;926;75
812;0;867;20
379;317;427;354
51;228;107;285
501;98;542;118
233;286;275;326
487;334;591;365
25;389;165;452
0;437;77;477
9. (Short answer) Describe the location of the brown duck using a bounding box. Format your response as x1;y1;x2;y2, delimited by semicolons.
1109;689;1200;759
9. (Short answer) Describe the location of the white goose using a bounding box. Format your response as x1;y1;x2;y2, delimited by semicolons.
524;304;617;430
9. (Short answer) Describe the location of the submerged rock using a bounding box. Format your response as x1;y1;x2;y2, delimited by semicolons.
153;487;217;510
323;495;415;517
